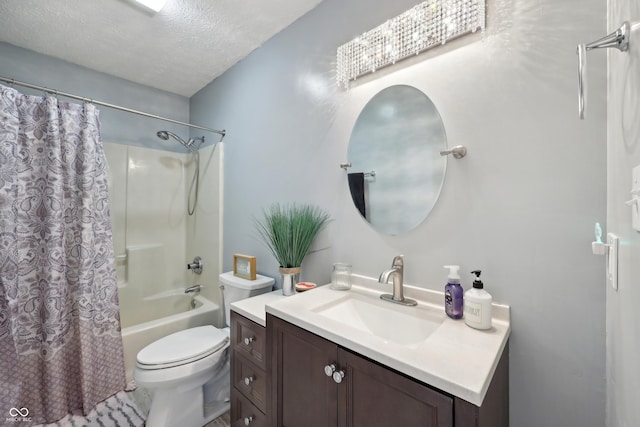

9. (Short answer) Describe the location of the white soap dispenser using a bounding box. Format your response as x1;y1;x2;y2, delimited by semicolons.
464;270;492;330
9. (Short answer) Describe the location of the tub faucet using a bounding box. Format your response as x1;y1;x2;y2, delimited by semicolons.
378;255;417;306
185;285;203;294
187;256;203;275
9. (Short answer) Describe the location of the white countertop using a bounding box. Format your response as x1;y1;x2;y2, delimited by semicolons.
231;275;510;407
230;289;286;327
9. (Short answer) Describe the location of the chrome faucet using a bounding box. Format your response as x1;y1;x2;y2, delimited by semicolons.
378;255;417;306
184;285;203;294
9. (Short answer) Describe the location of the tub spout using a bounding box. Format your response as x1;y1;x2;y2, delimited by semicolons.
185;285;203;294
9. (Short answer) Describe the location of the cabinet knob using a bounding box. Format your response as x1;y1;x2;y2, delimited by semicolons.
324;364;336;377
333;370;345;384
244;375;254;386
243;336;255;346
244;416;254;425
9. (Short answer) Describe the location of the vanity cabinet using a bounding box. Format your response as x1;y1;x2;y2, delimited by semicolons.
268;314;508;427
231;311;270;426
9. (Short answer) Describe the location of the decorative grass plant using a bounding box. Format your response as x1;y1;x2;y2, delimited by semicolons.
255;203;330;269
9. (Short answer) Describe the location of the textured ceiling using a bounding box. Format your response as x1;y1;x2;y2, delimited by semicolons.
0;0;322;97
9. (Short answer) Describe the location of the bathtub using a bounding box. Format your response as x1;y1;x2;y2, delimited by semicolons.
120;293;220;382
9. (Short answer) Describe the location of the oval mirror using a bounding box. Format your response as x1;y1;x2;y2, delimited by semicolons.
346;85;447;235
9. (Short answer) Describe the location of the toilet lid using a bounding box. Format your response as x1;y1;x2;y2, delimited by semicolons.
136;325;229;368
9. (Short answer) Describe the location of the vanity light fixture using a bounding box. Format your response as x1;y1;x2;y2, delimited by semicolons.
135;0;168;12
336;0;485;88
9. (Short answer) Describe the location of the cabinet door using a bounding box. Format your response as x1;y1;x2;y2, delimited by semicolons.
270;315;338;427
337;348;453;427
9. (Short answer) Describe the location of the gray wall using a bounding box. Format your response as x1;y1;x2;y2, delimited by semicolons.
190;0;607;425
0;42;189;149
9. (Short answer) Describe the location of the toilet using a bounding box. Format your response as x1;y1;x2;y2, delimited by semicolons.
134;272;275;427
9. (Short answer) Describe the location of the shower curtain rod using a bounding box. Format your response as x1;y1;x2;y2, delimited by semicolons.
0;76;226;137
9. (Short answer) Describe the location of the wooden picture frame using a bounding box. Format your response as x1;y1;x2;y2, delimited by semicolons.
233;254;256;280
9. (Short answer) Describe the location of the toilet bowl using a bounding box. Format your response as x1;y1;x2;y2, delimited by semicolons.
134;325;231;427
134;273;274;427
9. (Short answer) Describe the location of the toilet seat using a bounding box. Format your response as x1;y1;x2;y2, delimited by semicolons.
136;325;229;370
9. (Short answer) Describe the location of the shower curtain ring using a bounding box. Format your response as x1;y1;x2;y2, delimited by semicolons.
43;88;60;104
82;97;95;107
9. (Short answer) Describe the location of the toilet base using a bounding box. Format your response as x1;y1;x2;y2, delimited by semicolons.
146;386;229;427
144;355;231;427
204;400;231;424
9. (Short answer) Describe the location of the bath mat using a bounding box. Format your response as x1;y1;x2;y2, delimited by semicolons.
33;391;145;427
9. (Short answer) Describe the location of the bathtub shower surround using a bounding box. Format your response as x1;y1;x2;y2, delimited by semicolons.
103;143;225;381
0;84;126;424
104;145;193;288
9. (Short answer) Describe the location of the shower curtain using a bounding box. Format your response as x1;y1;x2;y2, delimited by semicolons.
0;84;126;424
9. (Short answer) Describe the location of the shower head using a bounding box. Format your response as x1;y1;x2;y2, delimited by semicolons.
156;130;194;152
156;130;170;141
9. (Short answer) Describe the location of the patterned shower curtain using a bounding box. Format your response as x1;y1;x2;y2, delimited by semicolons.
0;84;126;425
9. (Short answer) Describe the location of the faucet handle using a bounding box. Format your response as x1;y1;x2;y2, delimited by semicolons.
391;255;404;268
187;256;203;274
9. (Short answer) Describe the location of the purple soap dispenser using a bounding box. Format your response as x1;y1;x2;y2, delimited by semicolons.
444;265;464;319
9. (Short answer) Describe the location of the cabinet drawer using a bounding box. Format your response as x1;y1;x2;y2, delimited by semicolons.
231;311;267;370
231;388;268;427
234;354;267;413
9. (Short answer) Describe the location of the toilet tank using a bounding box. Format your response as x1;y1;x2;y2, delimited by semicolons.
220;271;274;326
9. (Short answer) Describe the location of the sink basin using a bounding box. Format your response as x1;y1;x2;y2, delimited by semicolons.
310;291;445;347
264;277;511;407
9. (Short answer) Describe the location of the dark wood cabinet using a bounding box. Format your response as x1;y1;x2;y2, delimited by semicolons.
336;347;453;427
231;311;270;427
232;311;268;369
269;313;338;427
268;314;508;427
232;391;270;427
